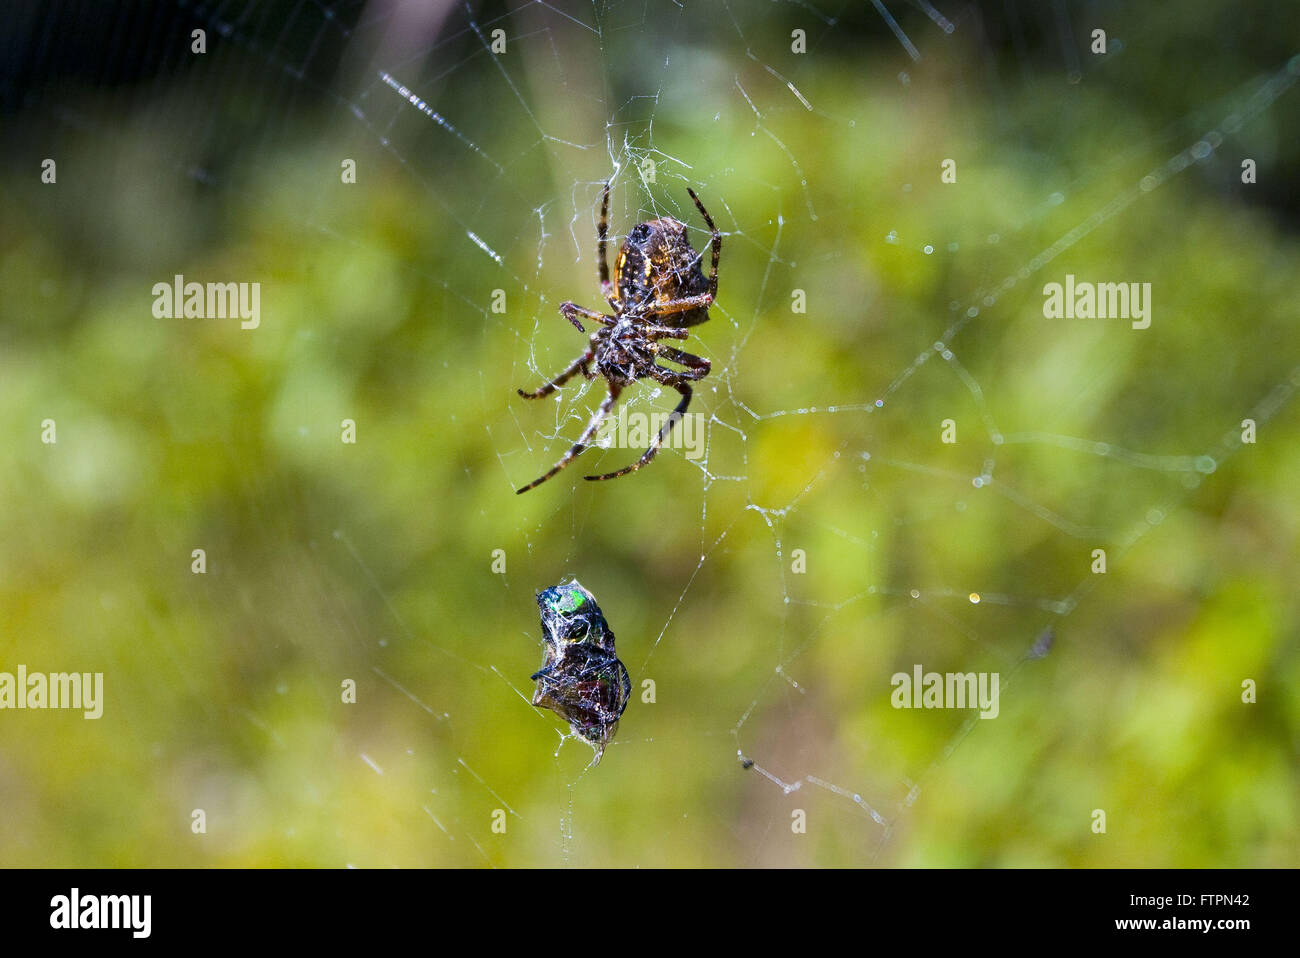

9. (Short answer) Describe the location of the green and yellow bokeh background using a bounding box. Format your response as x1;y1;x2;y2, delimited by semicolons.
0;0;1297;865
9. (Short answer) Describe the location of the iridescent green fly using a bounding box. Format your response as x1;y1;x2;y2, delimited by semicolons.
530;580;631;765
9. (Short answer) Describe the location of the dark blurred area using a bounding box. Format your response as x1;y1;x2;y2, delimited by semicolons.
5;1;1300;219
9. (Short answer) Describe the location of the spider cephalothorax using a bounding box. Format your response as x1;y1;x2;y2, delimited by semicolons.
530;580;631;764
516;181;720;493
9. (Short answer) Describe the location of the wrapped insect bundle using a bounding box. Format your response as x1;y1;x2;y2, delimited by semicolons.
530;580;631;765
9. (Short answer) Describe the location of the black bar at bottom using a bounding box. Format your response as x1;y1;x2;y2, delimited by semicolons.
0;867;1286;944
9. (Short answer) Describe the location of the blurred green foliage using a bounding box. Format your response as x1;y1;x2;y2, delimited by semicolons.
0;1;1297;866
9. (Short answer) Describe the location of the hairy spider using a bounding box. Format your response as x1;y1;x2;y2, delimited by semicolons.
516;181;720;494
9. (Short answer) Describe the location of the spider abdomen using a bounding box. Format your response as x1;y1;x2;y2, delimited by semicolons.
615;217;713;326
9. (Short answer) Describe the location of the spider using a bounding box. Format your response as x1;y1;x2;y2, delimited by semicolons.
515;181;720;494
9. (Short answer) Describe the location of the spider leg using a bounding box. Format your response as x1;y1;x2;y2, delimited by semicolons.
641;292;715;318
687;187;721;299
517;347;596;399
560;301;615;333
584;376;693;483
645;325;690;341
644;363;695;385
657;345;711;379
517;382;623;494
598;181;617;309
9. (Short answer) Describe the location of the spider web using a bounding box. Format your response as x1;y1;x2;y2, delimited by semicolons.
6;0;1300;867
